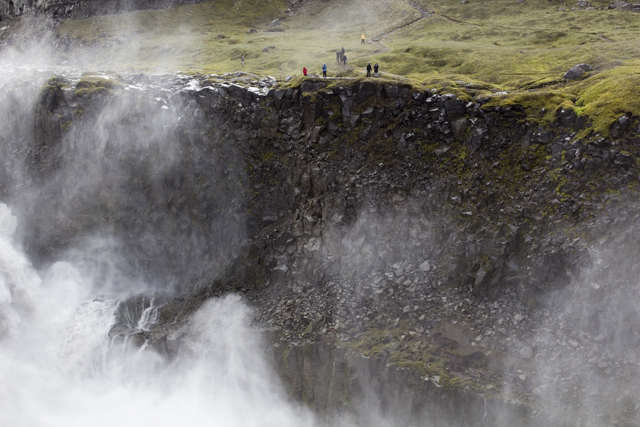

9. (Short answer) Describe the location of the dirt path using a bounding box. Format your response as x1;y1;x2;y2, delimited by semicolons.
595;33;615;43
371;39;389;54
371;0;431;47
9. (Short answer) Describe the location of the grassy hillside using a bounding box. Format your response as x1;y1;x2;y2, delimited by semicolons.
55;0;417;75
52;0;640;135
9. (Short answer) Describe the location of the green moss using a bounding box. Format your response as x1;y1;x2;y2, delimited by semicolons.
60;121;73;132
572;69;640;137
482;91;576;127
74;76;123;97
262;150;275;162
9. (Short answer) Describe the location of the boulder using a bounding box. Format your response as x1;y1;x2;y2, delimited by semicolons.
563;64;591;80
444;99;466;117
384;86;399;98
357;82;376;102
519;346;533;359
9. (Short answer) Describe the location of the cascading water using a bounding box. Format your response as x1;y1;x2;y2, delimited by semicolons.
0;200;321;427
0;55;315;426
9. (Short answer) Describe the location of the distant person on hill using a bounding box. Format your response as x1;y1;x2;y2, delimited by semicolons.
322;63;327;78
374;63;379;77
241;55;245;67
361;33;365;44
303;67;307;76
342;55;347;66
342;46;345;56
366;62;372;77
336;50;341;62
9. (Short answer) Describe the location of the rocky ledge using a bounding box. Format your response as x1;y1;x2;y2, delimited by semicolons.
13;70;640;425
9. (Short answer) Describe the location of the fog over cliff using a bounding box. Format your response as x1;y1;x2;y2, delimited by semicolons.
3;11;640;424
0;54;319;426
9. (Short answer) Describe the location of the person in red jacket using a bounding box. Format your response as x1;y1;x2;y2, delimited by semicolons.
303;67;308;76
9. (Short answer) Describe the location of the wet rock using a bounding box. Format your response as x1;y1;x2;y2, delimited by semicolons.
519;346;533;359
419;261;431;272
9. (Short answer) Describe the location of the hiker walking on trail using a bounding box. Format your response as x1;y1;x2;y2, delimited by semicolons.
374;63;379;77
322;63;327;78
336;50;341;62
341;46;345;57
241;55;245;67
303;66;307;76
361;33;365;44
366;62;372;77
342;55;347;66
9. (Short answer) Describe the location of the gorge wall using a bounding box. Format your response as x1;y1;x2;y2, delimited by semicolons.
6;71;640;425
0;0;211;21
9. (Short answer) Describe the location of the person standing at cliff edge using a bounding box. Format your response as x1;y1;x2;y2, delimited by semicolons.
366;62;372;77
241;55;245;67
361;33;365;44
303;67;307;76
374;63;379;77
322;63;327;78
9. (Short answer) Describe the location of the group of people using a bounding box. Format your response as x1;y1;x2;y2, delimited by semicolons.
336;47;347;66
242;32;378;77
304;62;380;78
366;62;379;77
299;33;380;78
302;66;326;77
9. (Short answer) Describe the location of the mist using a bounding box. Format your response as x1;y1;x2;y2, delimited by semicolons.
0;201;322;427
4;5;640;425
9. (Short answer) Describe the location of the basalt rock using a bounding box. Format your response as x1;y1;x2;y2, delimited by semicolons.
9;72;640;425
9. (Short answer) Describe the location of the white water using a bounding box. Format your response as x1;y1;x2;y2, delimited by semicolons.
0;203;317;427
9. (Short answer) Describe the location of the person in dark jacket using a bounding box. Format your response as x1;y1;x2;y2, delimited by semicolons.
374;63;379;77
342;55;347;66
322;63;327;78
366;62;372;77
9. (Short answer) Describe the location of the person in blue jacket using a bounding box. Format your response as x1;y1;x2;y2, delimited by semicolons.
322;63;327;78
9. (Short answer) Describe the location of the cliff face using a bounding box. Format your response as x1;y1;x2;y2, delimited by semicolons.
9;71;640;425
0;0;209;21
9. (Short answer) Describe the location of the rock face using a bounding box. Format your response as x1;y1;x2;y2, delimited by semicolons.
0;0;209;20
6;72;640;425
609;0;640;11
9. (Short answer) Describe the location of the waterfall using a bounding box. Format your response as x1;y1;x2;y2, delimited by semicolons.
0;58;312;426
0;201;318;427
